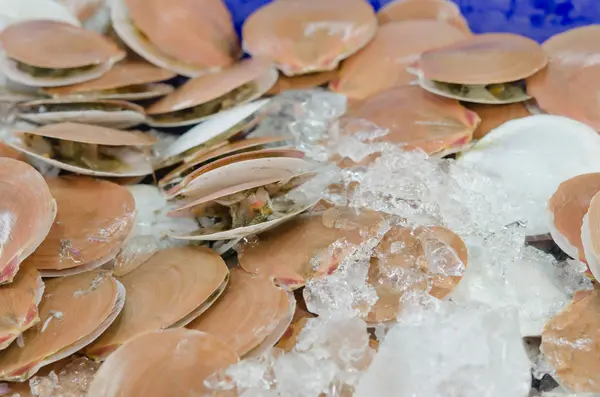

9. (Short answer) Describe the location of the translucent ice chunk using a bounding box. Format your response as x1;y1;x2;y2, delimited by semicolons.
355;299;532;397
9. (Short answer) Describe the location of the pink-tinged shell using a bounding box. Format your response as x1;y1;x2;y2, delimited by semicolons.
0;159;56;285
0;19;124;68
339;85;479;155
465;102;531;139
417;33;548;84
331;20;468;100
527;26;600;130
242;0;378;76
377;0;471;33
123;0;240;70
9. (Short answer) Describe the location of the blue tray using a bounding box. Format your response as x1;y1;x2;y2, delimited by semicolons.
223;0;599;43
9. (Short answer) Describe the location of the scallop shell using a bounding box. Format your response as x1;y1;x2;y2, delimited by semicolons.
541;289;600;393
464;102;531;139
146;60;277;128
24;177;136;277
0;158;56;284
187;268;294;357
331;20;468;100
339;85;479;156
0;271;124;381
416;33;548;85
85;246;229;361
87;329;239;397
42;61;176;101
18;99;147;129
111;0;240;77
0;20;125;87
582;191;600;280
266;70;337;95
242;0;377;76
377;0;471;33
0;266;44;350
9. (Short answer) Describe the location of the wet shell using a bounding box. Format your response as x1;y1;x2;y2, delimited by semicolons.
112;0;240;77
267;70;338;95
527;26;600;130
275;306;316;352
242;0;378;76
87;329;239;397
547;174;600;263
170;150;308;200
146;59;277;128
187;268;294;357
331;20;468;100
377;0;470;32
0;271;123;381
465;102;531;139
85;246;229;361
18;99;147;129
339;85;479;155
0;158;56;284
417;33;548;85
42;61;176;101
541;289;600;393
24;177;135;277
0;20;125;87
582;191;600;280
160;136;290;189
367;226;468;323
238;208;388;289
0;266;44;350
0;0;81;27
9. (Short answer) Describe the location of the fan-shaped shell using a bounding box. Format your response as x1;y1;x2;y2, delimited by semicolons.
331;20;468;100
24;177;135;277
187;268;293;357
85;246;229;361
417;33;548;85
0;271;123;381
242;0;377;76
87;329;239;397
339;85;479;155
112;0;240;77
465;102;531;139
0;266;44;350
0;158;56;284
377;0;470;32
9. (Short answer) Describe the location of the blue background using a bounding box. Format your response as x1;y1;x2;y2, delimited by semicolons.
223;0;600;43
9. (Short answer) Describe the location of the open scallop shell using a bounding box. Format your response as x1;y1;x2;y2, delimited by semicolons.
6;122;156;177
365;225;468;323
42;61;176;101
458;115;600;236
187;268;295;357
377;0;471;33
160;136;290;190
85;246;229;361
0;270;124;381
541;289;600;393
242;0;377;76
24;177;136;277
0;20;125;87
155;98;271;168
87;328;239;397
582;191;600;280
464;102;531;139
0;0;81;27
238;207;389;290
17;99;146;129
146;60;277;128
339;85;479;156
547;173;600;263
110;0;240;77
0;158;56;284
167;149;309;199
330;20;468;100
0;266;44;350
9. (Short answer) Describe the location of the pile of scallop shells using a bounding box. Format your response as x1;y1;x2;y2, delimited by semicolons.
0;0;599;396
